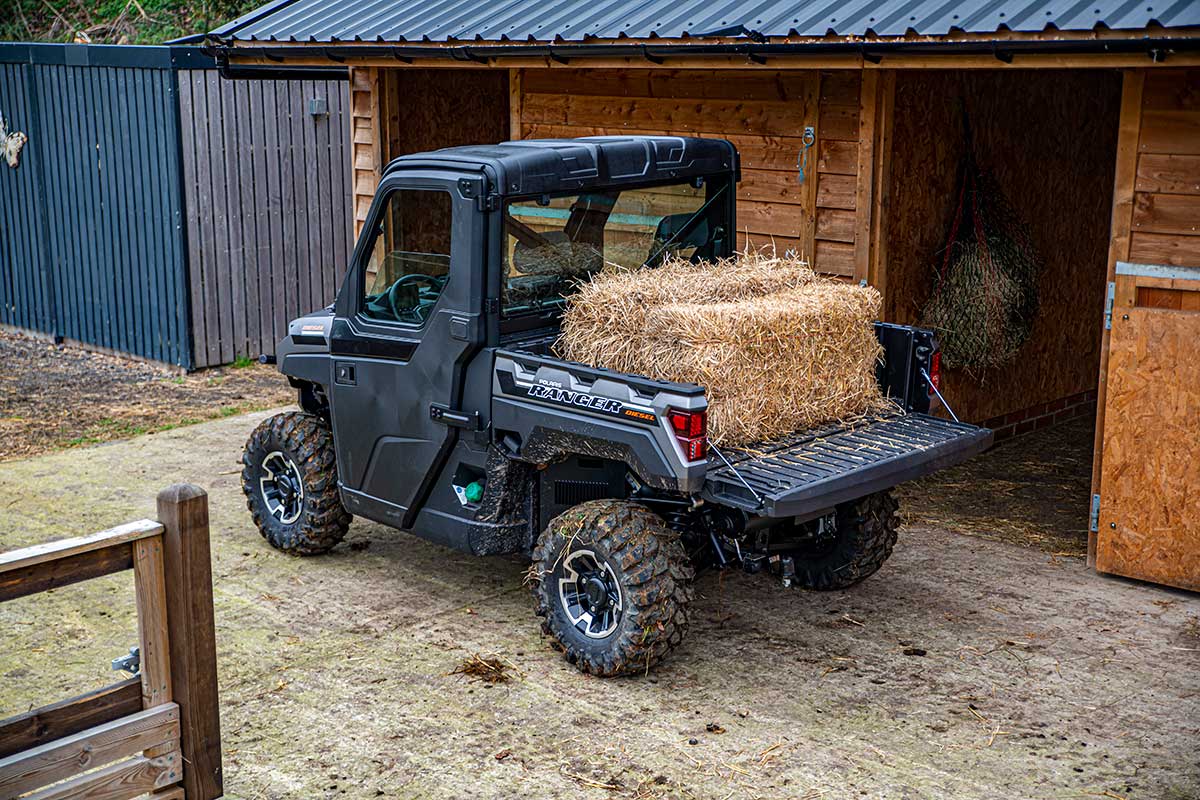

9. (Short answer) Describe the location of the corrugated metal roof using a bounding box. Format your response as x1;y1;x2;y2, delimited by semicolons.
211;0;1200;44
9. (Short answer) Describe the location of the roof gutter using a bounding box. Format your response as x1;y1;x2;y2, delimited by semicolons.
207;34;1200;65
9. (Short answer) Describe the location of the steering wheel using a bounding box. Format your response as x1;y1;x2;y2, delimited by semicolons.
385;273;444;323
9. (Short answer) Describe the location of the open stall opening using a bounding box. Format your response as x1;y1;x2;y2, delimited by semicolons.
885;69;1124;554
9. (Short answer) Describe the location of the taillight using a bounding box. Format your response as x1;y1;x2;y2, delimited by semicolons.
928;351;942;396
667;409;708;462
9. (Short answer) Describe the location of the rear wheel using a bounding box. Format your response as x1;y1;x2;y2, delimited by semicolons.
530;500;694;677
789;491;900;590
241;411;351;555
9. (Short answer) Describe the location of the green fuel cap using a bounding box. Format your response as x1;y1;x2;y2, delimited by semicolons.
464;481;484;503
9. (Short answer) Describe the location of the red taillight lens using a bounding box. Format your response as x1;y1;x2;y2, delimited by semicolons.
929;351;942;395
667;409;708;461
668;409;706;438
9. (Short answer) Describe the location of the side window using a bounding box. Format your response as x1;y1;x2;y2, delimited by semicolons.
361;188;453;326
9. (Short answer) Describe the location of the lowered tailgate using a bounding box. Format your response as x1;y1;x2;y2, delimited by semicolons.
703;414;992;518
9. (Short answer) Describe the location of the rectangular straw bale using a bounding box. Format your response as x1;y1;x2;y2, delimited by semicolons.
556;250;889;446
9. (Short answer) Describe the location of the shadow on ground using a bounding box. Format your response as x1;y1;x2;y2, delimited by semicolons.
0;410;1196;800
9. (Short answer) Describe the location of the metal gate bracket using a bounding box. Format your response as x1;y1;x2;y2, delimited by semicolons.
1103;282;1115;330
111;646;140;676
1089;494;1101;532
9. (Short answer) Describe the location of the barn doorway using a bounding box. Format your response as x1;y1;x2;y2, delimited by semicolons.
883;69;1125;555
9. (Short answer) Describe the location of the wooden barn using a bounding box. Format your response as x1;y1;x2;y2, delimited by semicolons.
204;1;1200;590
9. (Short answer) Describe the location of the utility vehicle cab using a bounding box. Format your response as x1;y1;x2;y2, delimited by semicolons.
243;136;991;677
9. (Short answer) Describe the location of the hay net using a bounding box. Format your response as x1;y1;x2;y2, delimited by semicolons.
555;248;891;447
921;156;1042;374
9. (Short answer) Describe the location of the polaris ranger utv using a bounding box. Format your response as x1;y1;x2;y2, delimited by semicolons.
242;136;991;676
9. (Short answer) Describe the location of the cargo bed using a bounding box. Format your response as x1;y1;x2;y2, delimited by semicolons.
703;414;992;519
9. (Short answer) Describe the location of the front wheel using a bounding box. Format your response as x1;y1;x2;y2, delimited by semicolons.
241;411;351;555
530;500;694;677
788;491;900;590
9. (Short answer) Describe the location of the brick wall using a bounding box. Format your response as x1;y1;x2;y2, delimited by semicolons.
981;390;1097;444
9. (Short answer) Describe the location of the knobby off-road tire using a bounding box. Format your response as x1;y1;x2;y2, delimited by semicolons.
242;411;351;556
792;491;900;591
530;500;694;677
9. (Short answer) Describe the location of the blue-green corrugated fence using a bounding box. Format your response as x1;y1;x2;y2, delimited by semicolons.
0;44;194;367
0;44;352;370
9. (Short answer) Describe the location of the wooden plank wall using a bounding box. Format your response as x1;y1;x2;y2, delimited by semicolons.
883;69;1123;424
349;68;509;238
513;69;869;277
813;71;867;277
350;68;380;238
1127;69;1200;266
178;73;352;368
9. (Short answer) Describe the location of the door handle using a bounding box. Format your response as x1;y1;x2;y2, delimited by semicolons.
430;403;479;430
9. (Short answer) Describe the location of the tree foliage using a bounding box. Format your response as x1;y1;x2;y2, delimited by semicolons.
1;0;260;45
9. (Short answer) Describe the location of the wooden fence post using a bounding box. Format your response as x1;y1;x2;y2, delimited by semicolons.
157;484;223;800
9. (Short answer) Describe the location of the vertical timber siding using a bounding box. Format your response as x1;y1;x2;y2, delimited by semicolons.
0;44;352;369
178;74;351;367
0;56;191;365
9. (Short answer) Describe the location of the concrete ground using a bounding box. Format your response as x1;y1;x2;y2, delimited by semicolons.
1;409;1197;800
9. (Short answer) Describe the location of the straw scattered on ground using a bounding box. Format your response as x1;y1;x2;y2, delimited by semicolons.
556;249;890;445
450;654;517;685
897;414;1095;556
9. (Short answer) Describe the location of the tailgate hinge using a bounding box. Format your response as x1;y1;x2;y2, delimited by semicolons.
1103;282;1115;330
1089;493;1101;532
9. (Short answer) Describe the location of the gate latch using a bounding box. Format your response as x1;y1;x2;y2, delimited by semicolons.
1089;494;1101;532
1104;281;1116;330
796;126;816;184
111;646;140;676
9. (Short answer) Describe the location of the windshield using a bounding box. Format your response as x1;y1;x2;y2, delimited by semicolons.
501;178;730;317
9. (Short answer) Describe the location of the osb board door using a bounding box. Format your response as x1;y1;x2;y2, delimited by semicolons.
1096;263;1200;591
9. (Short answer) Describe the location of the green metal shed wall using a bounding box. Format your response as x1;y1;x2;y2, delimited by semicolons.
0;45;193;367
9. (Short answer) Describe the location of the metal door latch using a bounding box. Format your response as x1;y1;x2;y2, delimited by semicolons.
1089;494;1101;532
111;646;140;676
796;126;816;184
430;403;480;430
1104;282;1115;330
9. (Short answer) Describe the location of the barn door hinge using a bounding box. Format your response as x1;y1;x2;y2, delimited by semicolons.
1089;494;1101;532
1103;282;1116;330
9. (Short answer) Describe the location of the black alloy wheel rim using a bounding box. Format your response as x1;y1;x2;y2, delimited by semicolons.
558;549;623;639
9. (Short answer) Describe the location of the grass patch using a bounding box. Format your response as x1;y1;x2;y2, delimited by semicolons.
231;355;257;369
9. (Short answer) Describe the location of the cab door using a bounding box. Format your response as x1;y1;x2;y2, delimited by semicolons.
328;172;485;530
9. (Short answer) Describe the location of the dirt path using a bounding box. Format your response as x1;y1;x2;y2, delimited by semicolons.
0;411;1196;800
0;330;291;461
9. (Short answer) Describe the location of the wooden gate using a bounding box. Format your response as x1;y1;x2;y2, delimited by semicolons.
1094;261;1200;590
0;485;222;799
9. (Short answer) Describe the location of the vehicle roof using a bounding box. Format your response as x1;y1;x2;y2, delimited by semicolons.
382;135;739;197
